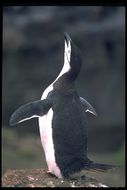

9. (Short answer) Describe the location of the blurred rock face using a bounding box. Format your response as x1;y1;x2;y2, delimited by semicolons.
3;6;125;152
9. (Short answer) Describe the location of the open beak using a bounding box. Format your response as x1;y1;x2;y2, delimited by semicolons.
64;32;72;46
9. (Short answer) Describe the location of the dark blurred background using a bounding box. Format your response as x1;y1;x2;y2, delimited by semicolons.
2;6;125;186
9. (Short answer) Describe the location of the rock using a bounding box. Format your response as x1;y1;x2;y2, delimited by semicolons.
2;168;108;187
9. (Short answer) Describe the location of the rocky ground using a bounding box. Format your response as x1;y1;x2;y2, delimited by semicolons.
2;168;109;187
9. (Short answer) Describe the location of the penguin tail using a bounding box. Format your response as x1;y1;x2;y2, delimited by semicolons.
84;161;119;172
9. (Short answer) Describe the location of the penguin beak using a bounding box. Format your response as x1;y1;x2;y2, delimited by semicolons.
64;32;72;46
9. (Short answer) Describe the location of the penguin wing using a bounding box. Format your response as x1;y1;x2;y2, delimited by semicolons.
80;97;97;116
10;99;52;126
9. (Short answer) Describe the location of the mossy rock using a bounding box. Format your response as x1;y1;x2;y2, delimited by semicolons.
2;168;108;187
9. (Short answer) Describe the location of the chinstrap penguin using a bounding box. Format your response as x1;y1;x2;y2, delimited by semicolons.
10;32;117;179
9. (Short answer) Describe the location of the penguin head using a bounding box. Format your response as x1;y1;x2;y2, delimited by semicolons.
64;32;82;80
52;33;82;91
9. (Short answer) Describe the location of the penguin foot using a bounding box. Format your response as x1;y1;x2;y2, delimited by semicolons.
46;171;57;178
68;170;87;181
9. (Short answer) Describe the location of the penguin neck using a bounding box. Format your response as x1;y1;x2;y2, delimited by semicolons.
53;46;81;93
53;75;76;95
53;64;80;94
56;58;81;82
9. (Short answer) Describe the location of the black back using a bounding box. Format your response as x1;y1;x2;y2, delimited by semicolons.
47;87;89;178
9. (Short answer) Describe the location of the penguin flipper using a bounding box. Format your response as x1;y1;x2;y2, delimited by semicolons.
10;99;52;126
80;97;97;116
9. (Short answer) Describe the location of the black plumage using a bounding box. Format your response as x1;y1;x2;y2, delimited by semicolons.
10;32;117;179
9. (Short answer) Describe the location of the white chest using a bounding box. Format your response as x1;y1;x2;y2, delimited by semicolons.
38;108;62;178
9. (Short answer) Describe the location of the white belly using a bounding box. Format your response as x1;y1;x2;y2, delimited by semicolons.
38;108;62;178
